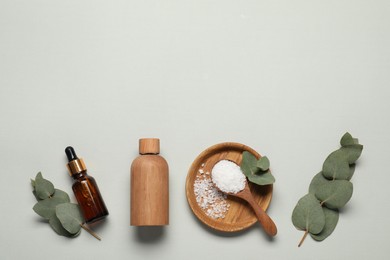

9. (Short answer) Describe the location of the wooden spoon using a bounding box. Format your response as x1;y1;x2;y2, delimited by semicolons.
211;159;277;236
227;182;277;236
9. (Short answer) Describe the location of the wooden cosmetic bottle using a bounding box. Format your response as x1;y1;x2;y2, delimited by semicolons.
130;138;169;226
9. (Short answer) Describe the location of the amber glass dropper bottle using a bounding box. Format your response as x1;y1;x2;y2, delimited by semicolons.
65;146;109;223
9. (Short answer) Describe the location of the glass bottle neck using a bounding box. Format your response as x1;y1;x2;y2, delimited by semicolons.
71;171;88;180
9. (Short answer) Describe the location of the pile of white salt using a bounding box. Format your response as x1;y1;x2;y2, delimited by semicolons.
211;160;246;194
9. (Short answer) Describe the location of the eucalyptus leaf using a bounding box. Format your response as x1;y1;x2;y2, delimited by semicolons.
241;151;260;176
30;174;98;239
246;170;275;185
52;189;70;203
31;174;39;201
35;172;43;181
33;198;68;219
311;207;339;241
340;132;359;147
31;178;39;201
340;132;354;146
292;133;362;247
56;203;83;235
309;172;330;194
34;172;55;200
322;150;351;180
241;152;275;185
315;180;353;209
340;145;363;164
292;194;325;235
256;156;270;171
49;215;74;237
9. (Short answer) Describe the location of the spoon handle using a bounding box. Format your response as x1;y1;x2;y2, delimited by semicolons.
242;192;277;236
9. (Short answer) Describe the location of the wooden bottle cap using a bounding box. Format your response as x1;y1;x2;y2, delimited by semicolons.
139;138;160;154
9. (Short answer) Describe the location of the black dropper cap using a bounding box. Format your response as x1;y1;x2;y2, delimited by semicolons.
65;146;86;176
65;146;78;162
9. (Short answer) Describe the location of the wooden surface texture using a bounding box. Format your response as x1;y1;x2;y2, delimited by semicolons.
185;142;273;232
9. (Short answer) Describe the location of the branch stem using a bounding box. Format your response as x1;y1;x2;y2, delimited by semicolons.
298;231;309;247
80;224;101;241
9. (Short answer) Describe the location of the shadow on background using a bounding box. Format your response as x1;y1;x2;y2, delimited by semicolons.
133;226;166;243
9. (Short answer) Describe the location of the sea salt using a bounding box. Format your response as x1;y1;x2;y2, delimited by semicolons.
193;163;229;219
211;160;246;194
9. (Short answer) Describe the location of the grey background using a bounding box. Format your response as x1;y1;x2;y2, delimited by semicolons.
1;0;389;259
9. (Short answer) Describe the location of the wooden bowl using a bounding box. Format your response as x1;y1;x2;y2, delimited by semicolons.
185;142;273;232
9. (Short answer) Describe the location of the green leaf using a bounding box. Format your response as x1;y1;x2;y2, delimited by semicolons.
339;133;363;164
292;133;362;246
322;150;351;180
292;194;325;235
33;198;68;219
52;189;70;203
56;203;83;235
246;170;275;185
49;215;74;237
314;180;353;209
309;172;330;194
31;179;36;188
30;174;86;239
241;151;260;176
31;178;39;200
340;132;354;146
311;207;339;241
340;132;360;146
35;172;43;181
340;145;363;164
34;172;55;200
241;152;275;185
256;156;270;171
